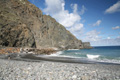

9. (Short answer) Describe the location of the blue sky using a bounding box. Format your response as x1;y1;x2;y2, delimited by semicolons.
28;0;120;46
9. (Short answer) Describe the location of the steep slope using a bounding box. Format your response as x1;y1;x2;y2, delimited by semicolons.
0;0;90;50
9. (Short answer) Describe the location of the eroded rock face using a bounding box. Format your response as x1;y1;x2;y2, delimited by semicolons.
0;0;37;47
0;0;91;50
0;23;36;47
82;42;92;49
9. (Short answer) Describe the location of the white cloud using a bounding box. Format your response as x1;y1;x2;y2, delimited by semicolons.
80;5;86;15
71;4;78;13
92;20;101;27
105;1;120;14
44;0;64;14
53;9;81;27
107;37;111;39
70;23;83;32
82;30;101;42
82;30;120;46
43;0;84;36
112;26;120;30
71;4;86;15
91;37;120;46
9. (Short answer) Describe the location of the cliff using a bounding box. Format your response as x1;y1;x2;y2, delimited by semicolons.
82;42;92;49
0;0;91;50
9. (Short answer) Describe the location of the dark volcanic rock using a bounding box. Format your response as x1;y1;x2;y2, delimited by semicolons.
0;0;91;50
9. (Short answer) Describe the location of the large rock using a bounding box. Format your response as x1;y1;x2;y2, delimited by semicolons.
82;42;92;49
0;0;91;50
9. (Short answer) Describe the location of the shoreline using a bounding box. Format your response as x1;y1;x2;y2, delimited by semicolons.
1;47;120;65
0;58;120;80
22;54;120;65
0;52;120;80
0;47;120;65
1;53;120;65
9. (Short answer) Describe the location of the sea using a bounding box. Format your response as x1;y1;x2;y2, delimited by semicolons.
50;46;120;64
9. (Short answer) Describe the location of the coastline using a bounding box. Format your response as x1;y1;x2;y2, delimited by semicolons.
0;47;120;79
22;54;120;65
0;58;120;80
0;47;120;65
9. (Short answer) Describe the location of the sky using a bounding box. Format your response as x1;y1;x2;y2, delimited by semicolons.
28;0;120;46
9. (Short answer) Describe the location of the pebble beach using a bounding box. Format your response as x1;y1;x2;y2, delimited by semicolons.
0;58;120;80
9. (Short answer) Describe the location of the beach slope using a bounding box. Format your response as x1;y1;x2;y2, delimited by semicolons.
0;59;120;80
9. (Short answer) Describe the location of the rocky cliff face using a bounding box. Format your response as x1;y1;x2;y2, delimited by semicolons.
82;42;92;49
0;0;91;50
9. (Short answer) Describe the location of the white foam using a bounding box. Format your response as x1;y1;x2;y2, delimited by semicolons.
87;54;100;59
96;58;120;64
68;49;79;50
49;51;80;58
75;53;79;54
49;51;63;56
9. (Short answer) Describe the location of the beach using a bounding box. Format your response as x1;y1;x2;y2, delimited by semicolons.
0;57;120;80
0;0;120;80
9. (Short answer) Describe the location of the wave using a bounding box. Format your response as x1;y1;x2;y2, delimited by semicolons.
49;51;63;56
75;53;79;54
87;54;100;59
36;51;120;64
68;49;79;50
49;51;81;58
95;58;120;64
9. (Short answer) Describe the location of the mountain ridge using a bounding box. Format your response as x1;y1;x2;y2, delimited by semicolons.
0;0;92;50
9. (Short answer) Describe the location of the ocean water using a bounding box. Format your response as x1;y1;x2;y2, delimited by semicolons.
50;46;120;64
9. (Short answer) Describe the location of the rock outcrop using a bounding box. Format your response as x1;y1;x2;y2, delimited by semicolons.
0;0;92;50
82;42;92;49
